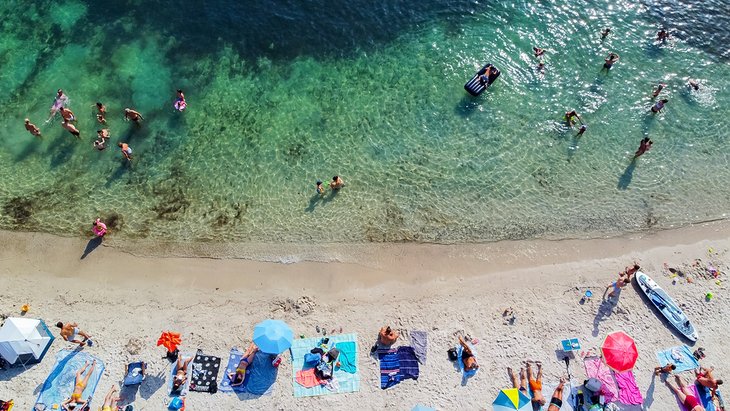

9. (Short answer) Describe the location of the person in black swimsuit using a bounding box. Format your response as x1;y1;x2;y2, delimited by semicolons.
547;377;567;411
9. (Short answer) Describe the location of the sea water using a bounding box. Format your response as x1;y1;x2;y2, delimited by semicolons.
0;0;728;246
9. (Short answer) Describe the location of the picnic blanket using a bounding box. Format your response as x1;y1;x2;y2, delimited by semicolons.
696;383;725;411
291;333;360;397
190;352;221;393
657;345;700;373
674;383;701;411
34;350;105;409
615;371;643;405
168;353;194;397
379;349;401;389
583;356;618;403
410;331;428;364
397;346;419;380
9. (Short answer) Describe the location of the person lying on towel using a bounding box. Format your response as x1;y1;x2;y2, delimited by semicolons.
459;336;479;371
228;343;259;387
172;356;193;392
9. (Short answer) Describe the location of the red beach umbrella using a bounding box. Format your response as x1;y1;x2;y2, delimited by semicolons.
601;331;638;372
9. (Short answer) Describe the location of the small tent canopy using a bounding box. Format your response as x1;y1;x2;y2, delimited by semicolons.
0;318;54;366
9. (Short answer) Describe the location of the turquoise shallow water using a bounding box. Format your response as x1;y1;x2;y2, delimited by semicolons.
0;0;728;245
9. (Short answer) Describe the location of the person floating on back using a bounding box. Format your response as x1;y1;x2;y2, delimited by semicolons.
651;99;668;113
604;52;620;69
24;118;42;138
634;137;653;158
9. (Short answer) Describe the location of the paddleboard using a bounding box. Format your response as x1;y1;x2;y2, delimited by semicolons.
635;271;698;342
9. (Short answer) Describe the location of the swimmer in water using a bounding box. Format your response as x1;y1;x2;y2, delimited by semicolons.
479;66;495;86
58;106;76;122
24;119;42;138
652;83;666;98
330;175;345;190
118;142;133;161
95;102;106;124
651;99;668;113
603;53;620;69
537;62;545;74
634;137;653;158
564;110;582;126
93;139;106;151
97;129;110;140
124;108;144;123
601;28;611;39
316;180;325;195
688;79;700;91
533;47;545;58
577;124;588;136
61;121;80;139
48;89;68;122
174;89;186;111
657;29;670;42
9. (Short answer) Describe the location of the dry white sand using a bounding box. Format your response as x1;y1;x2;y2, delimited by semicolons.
1;222;729;410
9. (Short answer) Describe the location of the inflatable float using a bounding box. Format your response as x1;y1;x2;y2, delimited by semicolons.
464;63;500;96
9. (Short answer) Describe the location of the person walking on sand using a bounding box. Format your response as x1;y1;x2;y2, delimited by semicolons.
527;361;547;407
56;321;93;346
547;377;567;411
605;271;629;300
95;102;107;124
99;385;120;411
61;360;96;411
124;108;143;123
652;83;666;98
227;343;258;387
118;142;133;161
634;137;653;158
604;52;620;69
667;375;705;411
61;121;81;139
24;119;42;138
696;366;723;397
655;363;676;376
330;175;344;190
652;99;668;113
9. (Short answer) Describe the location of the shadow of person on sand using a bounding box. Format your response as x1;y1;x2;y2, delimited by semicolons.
80;237;102;260
592;297;618;337
617;158;637;190
139;369;166;400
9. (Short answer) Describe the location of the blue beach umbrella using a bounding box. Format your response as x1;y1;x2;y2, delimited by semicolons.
252;319;294;354
493;388;531;411
412;405;436;411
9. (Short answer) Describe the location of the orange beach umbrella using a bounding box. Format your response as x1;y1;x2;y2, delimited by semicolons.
157;331;182;353
601;331;638;372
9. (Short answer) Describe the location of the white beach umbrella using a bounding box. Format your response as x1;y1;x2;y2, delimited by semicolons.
0;317;54;365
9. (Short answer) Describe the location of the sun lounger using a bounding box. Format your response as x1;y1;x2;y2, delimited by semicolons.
34;350;105;411
190;352;221;393
657;345;699;373
291;333;360;397
168;353;194;397
123;361;146;386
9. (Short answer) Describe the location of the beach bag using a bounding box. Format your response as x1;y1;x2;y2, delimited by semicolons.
447;347;458;361
304;353;321;365
585;378;603;393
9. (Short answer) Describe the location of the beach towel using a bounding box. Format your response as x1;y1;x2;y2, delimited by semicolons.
219;348;246;393
336;341;357;374
397;346;419;380
243;351;278;396
410;331;428;364
379;349;401;389
34;350;105;410
190;352;221;393
657;345;700;373
696;383;725;411
615;371;643;405
537;381;574;411
168;353;194;397
583;356;618;403
123;361;145;386
291;333;360;397
674;383;701;411
296;368;326;388
457;343;478;378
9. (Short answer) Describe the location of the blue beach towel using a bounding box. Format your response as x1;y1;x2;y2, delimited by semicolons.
656;346;699;373
397;346;419;380
123;361;145;386
168;353;194;397
244;351;278;396
696;383;724;411
457;344;478;379
291;333;360;397
34;350;105;409
379;349;401;389
336;341;357;374
219;348;246;393
410;331;428;364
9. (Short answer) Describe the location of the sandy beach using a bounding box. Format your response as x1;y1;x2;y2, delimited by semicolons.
1;222;729;410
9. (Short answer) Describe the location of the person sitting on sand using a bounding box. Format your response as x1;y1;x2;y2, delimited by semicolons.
634;137;653;158
24;119;42;138
95;102;106;124
459;336;479;371
508;366;528;393
61;121;81;139
118;142;133;161
61;360;95;411
651;99;668;113
172;356;193;392
124;108;143;123
99;385;120;411
527;361;546;407
228;343;258;387
604;52;620;69
56;321;92;346
696;366;723;397
547;377;567;411
565;110;582;126
378;326;399;346
330;175;344;190
655;363;676;376
667;375;706;411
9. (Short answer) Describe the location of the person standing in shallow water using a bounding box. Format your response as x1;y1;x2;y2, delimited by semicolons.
601;28;611;39
604;52;620;69
634;137;653;158
651;99;668;113
24;119;41;138
95;102;106;124
61;121;80;139
330;175;344;190
118;142;133;161
124;108;143;123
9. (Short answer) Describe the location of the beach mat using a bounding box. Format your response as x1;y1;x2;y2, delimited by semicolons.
123;361;145;386
190;352;221;393
379;349;401;389
696;383;724;411
537;381;574;411
219;349;277;396
219;348;246;393
291;333;360;397
336;341;357;374
168;353;194;397
34;350;105;409
674;383;701;411
457;343;478;379
657;345;699;373
397;346;419;380
583;356;618;403
615;371;643;405
410;331;428;364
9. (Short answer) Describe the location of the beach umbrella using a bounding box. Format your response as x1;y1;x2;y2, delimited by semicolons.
493;388;531;411
157;331;182;353
0;318;54;365
412;405;436;411
601;330;638;372
253;319;293;354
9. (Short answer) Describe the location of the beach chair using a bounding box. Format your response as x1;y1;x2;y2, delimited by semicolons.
123;361;147;386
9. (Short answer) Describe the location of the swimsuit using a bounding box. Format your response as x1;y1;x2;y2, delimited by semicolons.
529;378;543;391
684;394;701;410
549;397;563;409
102;406;113;411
